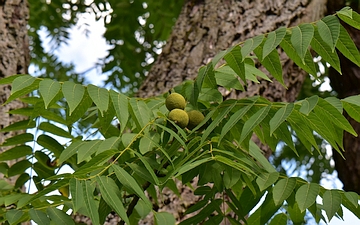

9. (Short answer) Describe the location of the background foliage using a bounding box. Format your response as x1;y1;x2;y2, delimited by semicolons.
1;7;360;224
28;0;183;94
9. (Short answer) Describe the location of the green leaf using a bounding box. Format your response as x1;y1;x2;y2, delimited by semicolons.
154;212;176;225
77;140;102;163
82;180;100;225
268;213;287;225
224;45;245;82
256;172;279;191
259;48;284;86
299;95;318;115
0;119;36;132
59;141;85;164
287;110;319;152
62;81;85;116
110;90;129;134
316;15;340;52
323;190;342;221
201;100;236;144
241;35;264;59
0;74;26;85
337;9;360;29
29;209;50;225
39;122;72;138
39;79;61;109
97;136;121;155
0;145;32;161
36;134;64;158
219;99;255;144
295;183;320;212
69;178;84;213
131;151;160;185
291;24;314;63
269;103;294;135
344;191;359;208
11;75;36;94
66;91;92;126
245;62;271;82
112;164;152;208
87;84;109;116
280;34;318;76
214;66;244;91
316;98;357;136
240;105;271;144
129;98;152;130
287;201;305;224
8;160;31;177
215;66;244;91
249;141;276;173
0;133;33;146
311;27;341;74
96;176;130;224
191;64;214;106
13;174;29;190
47;207;75;225
336;25;360;67
6;209;24;225
263;27;286;59
273;177;297;205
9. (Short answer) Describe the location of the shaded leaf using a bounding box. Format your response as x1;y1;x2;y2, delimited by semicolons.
112;164;152;208
0;145;32;161
295;183;320;212
47;207;75;225
96;176;130;225
323;190;342;221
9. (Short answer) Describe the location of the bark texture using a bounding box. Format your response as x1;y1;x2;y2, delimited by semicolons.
137;0;329;223
328;1;360;194
0;0;30;185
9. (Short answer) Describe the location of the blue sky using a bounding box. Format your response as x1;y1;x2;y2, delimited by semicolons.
30;11;359;225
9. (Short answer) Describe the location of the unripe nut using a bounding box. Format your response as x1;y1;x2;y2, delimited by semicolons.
187;110;205;130
165;93;186;111
168;109;189;129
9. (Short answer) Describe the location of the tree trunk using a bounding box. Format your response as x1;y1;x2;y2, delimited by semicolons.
328;1;360;194
137;0;328;223
0;0;30;186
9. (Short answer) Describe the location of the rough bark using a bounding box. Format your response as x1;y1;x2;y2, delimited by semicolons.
0;0;30;186
328;2;360;193
136;0;329;223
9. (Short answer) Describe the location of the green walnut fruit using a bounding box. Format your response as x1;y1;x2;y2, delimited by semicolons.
168;109;189;128
187;110;205;130
165;93;186;111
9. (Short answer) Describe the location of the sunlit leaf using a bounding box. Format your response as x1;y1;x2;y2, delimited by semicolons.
62;81;85;116
39;79;61;109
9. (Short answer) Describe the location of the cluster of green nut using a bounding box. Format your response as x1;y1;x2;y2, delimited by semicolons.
165;93;205;129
